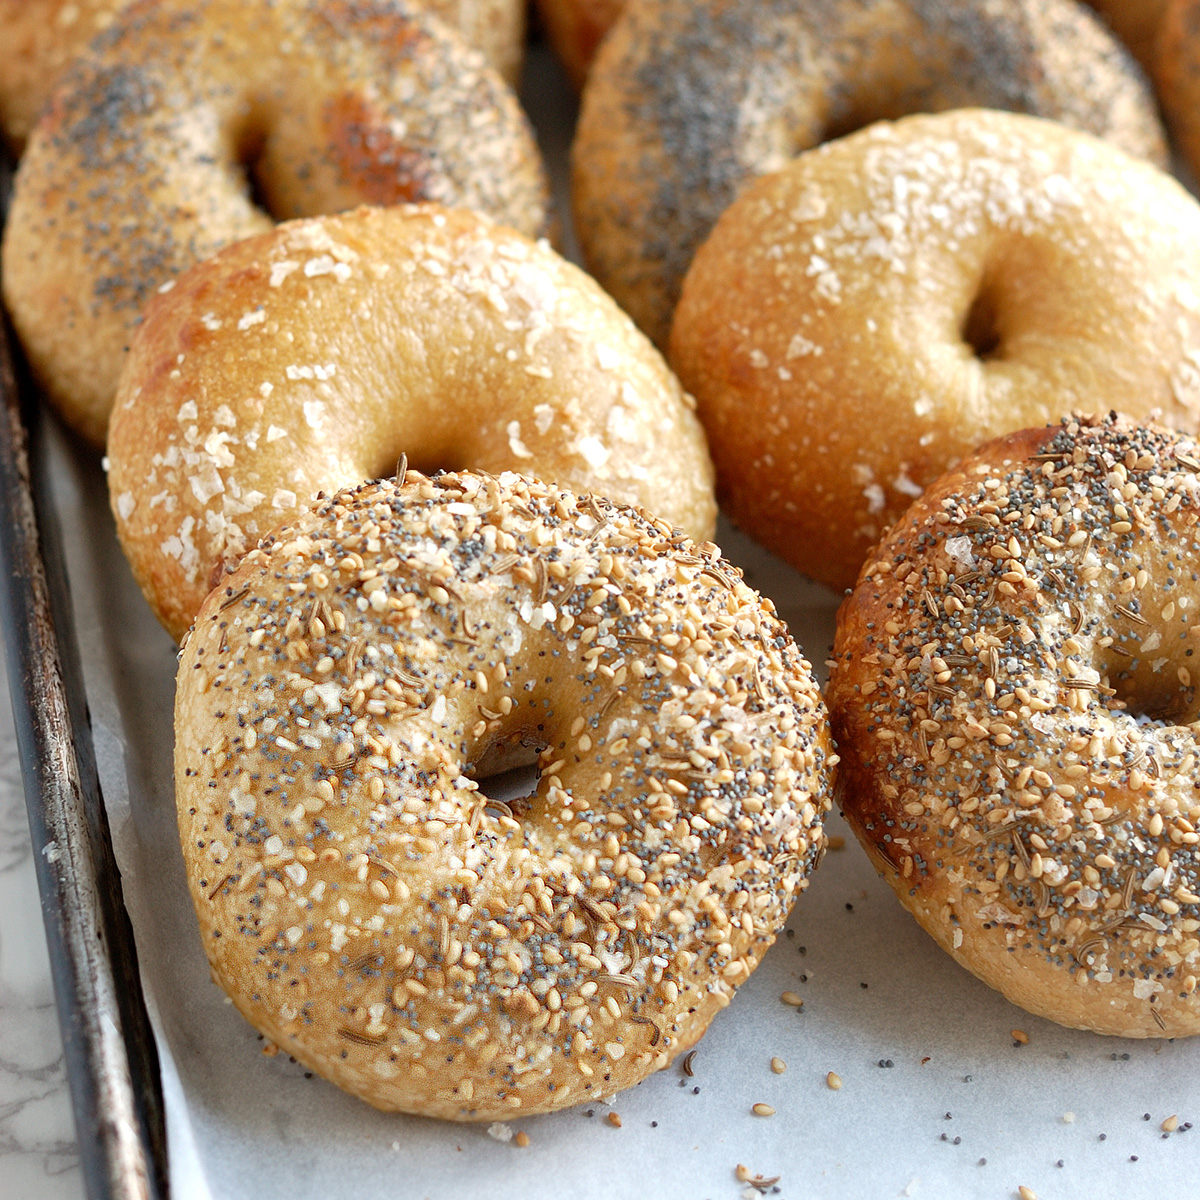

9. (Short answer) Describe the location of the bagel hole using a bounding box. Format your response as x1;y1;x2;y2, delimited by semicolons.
372;448;469;486
470;738;542;820
232;121;277;218
963;287;1002;361
1103;637;1200;726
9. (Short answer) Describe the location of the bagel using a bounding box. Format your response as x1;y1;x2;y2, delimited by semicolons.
1;0;547;446
175;470;836;1117
829;414;1200;1038
669;108;1200;594
572;0;1167;348
107;204;716;643
1154;0;1200;183
0;0;528;157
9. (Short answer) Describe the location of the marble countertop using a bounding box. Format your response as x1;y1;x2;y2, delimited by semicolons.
0;643;84;1200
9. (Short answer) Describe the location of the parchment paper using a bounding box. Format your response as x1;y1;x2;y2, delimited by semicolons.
43;43;1200;1200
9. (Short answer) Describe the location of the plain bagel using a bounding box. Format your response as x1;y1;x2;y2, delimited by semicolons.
1086;0;1169;73
531;0;624;88
1154;0;1200;183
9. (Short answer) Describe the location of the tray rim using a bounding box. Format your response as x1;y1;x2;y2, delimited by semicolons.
0;157;169;1200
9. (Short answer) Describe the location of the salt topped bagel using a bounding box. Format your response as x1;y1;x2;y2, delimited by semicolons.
830;414;1200;1038
573;0;1167;347
0;0;528;157
1;0;547;445
107;204;716;642
670;109;1200;594
176;470;835;1117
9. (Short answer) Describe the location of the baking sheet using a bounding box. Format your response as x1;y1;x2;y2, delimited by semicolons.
34;39;1200;1200
0;170;164;1198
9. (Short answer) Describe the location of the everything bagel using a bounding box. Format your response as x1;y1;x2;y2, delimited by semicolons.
830;415;1200;1038
175;470;835;1116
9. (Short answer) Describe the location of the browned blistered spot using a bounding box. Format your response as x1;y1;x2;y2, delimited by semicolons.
323;92;434;205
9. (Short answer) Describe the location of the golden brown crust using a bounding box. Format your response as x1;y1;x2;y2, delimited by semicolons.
175;471;835;1117
107;204;716;643
669;109;1200;594
532;0;624;89
829;413;1200;1038
0;0;527;156
1155;0;1200;181
573;0;1167;348
1;0;547;446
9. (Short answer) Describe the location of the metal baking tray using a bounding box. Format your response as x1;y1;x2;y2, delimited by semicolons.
0;158;168;1200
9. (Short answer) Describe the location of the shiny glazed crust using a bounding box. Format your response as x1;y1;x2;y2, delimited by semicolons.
107;204;716;643
669;109;1200;593
0;0;528;156
1;0;547;446
572;0;1167;349
829;415;1200;1038
175;471;835;1117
